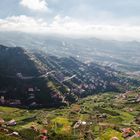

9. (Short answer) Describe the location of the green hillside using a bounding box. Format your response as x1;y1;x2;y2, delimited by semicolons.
0;90;140;140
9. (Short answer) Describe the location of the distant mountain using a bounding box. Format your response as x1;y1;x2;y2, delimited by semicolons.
0;45;139;108
0;31;140;74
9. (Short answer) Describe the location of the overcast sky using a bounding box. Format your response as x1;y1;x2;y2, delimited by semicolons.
0;0;140;40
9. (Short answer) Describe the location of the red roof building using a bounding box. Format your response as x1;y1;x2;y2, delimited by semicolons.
41;129;48;135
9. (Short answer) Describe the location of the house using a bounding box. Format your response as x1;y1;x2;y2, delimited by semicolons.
28;94;35;100
29;102;37;107
9;100;21;106
128;108;133;112
0;118;5;126
11;132;19;136
122;128;133;138
3;128;9;133
110;137;119;140
128;131;140;139
35;87;41;92
136;131;140;137
122;128;132;133
81;121;87;125
28;88;34;92
41;129;48;135
40;126;48;138
0;96;5;104
40;135;48;140
73;120;87;129
52;92;59;98
136;94;140;102
7;119;16;126
16;73;23;79
30;125;38;132
99;114;107;119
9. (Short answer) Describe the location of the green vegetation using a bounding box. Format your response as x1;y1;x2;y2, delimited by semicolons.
0;132;20;140
0;91;140;140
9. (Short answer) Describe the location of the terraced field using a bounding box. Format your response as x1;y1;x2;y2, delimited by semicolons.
0;90;140;140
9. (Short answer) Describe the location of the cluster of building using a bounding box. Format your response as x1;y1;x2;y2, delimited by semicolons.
0;86;41;107
0;118;49;140
0;96;21;106
118;91;140;103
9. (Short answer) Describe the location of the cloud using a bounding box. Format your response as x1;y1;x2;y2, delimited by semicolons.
0;15;140;41
49;15;140;41
20;0;48;12
0;15;47;32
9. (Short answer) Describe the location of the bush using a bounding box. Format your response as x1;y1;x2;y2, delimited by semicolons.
49;131;77;140
0;133;20;140
19;129;39;140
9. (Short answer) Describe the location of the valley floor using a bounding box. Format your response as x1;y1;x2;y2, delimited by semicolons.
0;90;140;140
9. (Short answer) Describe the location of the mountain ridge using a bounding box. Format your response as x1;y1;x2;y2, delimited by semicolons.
0;45;139;108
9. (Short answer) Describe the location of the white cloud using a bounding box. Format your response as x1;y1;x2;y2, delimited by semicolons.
20;0;48;12
49;15;140;41
0;15;47;32
0;15;140;41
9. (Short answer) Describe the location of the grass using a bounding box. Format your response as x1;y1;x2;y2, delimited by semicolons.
0;91;140;139
100;129;124;140
51;117;72;134
0;132;21;140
